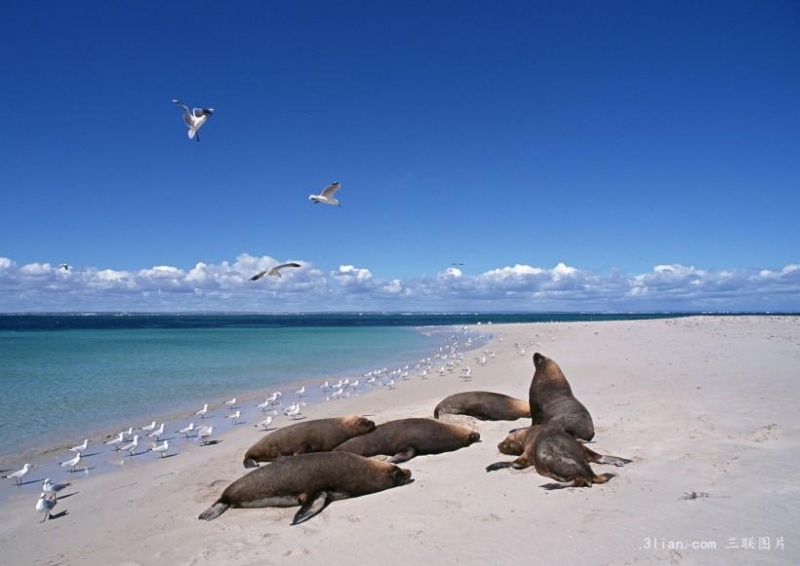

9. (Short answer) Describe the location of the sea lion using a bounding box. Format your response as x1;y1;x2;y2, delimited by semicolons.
333;417;480;463
486;424;631;489
199;452;413;525
242;415;375;468
433;391;531;421
528;352;595;441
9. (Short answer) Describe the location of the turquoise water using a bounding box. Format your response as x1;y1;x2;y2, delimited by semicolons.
0;321;453;462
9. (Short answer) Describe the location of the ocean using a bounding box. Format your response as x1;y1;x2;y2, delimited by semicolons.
0;312;684;473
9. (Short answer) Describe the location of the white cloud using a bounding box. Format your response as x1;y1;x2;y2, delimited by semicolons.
0;255;797;312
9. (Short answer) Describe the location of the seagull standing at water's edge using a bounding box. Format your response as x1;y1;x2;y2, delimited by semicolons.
195;404;209;419
119;435;139;457
172;99;214;142
69;439;88;453
308;181;341;206
43;478;70;500
2;463;32;485
150;440;169;458
60;452;81;473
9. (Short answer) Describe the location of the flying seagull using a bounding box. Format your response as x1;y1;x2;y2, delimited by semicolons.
249;262;302;281
308;182;341;206
58;264;71;271
172;99;214;142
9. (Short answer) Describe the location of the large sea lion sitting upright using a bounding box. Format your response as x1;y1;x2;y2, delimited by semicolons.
333;417;480;463
242;415;375;468
486;424;631;489
433;391;531;421
528;353;595;441
199;452;413;525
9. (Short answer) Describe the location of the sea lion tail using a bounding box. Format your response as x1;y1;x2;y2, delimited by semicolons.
486;461;514;472
198;501;229;521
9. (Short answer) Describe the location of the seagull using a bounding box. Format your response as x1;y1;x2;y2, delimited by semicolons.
227;410;241;425
255;416;273;430
141;421;157;433
195;404;209;419
58;263;71;271
172;98;214;142
69;439;89;453
224;397;237;408
308;181;341;206
36;493;57;522
106;432;125;450
150;440;169;458
42;478;70;500
2;463;32;486
198;426;214;445
249;262;302;281
148;423;166;441
60;452;81;473
286;404;302;419
119;435;139;457
295;386;305;398
176;423;197;437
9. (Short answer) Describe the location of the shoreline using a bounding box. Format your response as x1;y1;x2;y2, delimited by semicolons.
0;326;491;506
2;315;798;565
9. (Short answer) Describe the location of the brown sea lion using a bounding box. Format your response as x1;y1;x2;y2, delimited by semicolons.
199;451;413;525
528;353;595;441
242;415;375;468
433;391;531;421
333;417;481;463
486;424;631;489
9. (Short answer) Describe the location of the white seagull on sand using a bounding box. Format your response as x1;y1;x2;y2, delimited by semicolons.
120;435;139;456
308;181;341;206
141;421;157;433
295;386;305;398
148;423;166;441
177;423;197;437
106;432;125;450
286;404;302;420
195;404;209;419
2;463;32;485
227;410;241;425
36;493;57;522
198;426;214;445
255;416;273;430
60;452;81;473
69;439;89;453
172;98;214;142
150;440;170;458
224;398;237;408
249;262;302;281
42;478;70;500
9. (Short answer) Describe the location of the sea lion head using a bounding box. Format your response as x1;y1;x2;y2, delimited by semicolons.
497;427;528;455
344;415;377;434
390;465;414;486
465;430;481;445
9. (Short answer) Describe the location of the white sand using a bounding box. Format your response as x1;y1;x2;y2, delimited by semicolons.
1;316;797;565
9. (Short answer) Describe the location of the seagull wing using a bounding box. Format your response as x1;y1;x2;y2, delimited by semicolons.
250;270;269;281
320;182;340;198
268;262;302;276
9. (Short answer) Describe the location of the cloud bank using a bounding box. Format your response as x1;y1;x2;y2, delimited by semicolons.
0;254;798;313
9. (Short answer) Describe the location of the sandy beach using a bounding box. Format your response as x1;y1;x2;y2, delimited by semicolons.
1;316;798;565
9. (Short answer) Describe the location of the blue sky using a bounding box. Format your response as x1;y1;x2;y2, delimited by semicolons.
1;1;798;312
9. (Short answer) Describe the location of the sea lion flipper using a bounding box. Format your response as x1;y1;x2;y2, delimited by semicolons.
486;461;514;472
388;447;416;464
595;454;632;467
291;492;329;525
198;501;229;521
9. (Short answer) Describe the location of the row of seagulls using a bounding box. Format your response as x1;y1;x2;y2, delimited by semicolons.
250;262;302;281
172;99;214;142
2;463;32;485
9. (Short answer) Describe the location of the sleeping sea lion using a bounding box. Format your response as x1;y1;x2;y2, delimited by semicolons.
528;353;595;441
433;391;531;421
333;417;480;463
486;424;631;489
242;415;375;468
199;451;412;525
